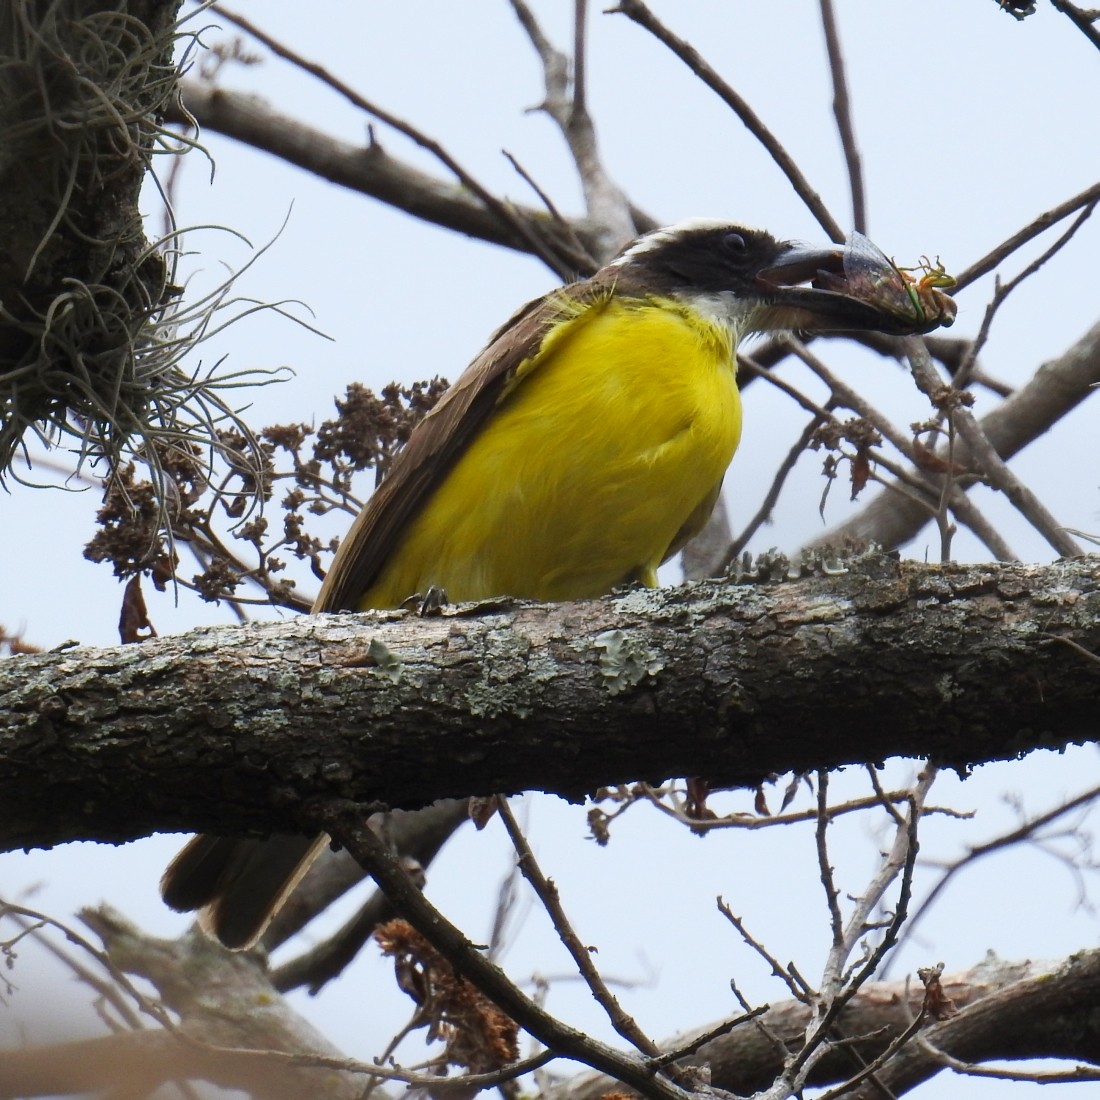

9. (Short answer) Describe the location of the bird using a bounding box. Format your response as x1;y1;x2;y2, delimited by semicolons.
161;220;957;949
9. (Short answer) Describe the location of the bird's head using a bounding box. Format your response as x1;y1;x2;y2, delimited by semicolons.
609;220;957;338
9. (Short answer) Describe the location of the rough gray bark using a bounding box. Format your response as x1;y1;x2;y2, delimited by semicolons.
1;926;1095;1100
562;952;1100;1099
3;555;1099;852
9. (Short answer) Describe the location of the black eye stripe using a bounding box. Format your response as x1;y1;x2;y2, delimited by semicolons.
614;225;785;295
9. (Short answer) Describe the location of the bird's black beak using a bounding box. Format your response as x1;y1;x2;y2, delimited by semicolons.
754;232;957;336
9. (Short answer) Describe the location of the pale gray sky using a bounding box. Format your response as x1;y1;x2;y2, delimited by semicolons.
2;4;1099;1096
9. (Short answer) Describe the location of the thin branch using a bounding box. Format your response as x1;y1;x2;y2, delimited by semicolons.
368;1048;560;1092
716;898;809;1003
0;902;177;1036
866;765;906;829
315;803;695;1100
952;178;1100;290
3;907;144;1034
175;82;603;268
1049;632;1100;667
815;1010;926;1100
816;771;846;951
954;199;1098;387
208;4;578;278
817;318;1100;552
746;342;1018;562
638;783;969;835
784;341;916;460
789;771;931;1085
727;408;833;562
916;1030;1100;1084
904;339;1082;557
610;0;844;241
892;782;1100;965
832;775;928;996
510;0;635;251
783;340;1017;560
1050;0;1100;51
818;0;866;232
495;798;663;1059
650;1005;771;1065
502;150;597;273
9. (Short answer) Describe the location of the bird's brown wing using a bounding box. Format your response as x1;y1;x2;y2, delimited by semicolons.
313;281;609;613
662;477;725;566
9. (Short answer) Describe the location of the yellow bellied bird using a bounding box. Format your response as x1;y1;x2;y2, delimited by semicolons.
161;220;957;949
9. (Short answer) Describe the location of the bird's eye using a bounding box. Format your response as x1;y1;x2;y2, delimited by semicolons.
723;231;747;253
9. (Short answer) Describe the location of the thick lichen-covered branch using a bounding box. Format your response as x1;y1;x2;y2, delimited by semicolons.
2;555;1099;851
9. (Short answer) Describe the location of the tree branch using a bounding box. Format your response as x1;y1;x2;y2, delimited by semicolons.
3;556;1100;851
8;924;1098;1100
903;338;1083;558
509;0;636;254
818;0;866;232
819;319;1100;550
552;951;1100;1100
319;805;695;1100
611;0;844;241
174;82;610;272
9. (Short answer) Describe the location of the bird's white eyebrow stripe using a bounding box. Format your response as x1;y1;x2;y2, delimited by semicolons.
609;218;767;266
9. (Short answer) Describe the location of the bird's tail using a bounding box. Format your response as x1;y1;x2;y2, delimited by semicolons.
161;833;328;950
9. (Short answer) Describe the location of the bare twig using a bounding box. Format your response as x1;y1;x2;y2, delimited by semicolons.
316;803;696;1100
955;200;1098;387
1050;0;1100;51
891;781;1100;965
510;0;635;253
208;4;578;279
815;771;846;951
952;178;1100;290
817;0;866;232
727;409;833;563
787;770;931;1086
727;976;799;1067
716;898;810;1002
866;765;906;829
815;1010;926;1100
610;0;844;241
832;773;928;994
650;1005;771;1065
759;341;1018;562
2;907;144;1034
817;318;1100;552
502;150;597;272
636;782;968;835
175;83;606;268
0;902;177;1035
916;1030;1100;1083
1048;632;1100;668
495;798;663;1059
904;339;1082;557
